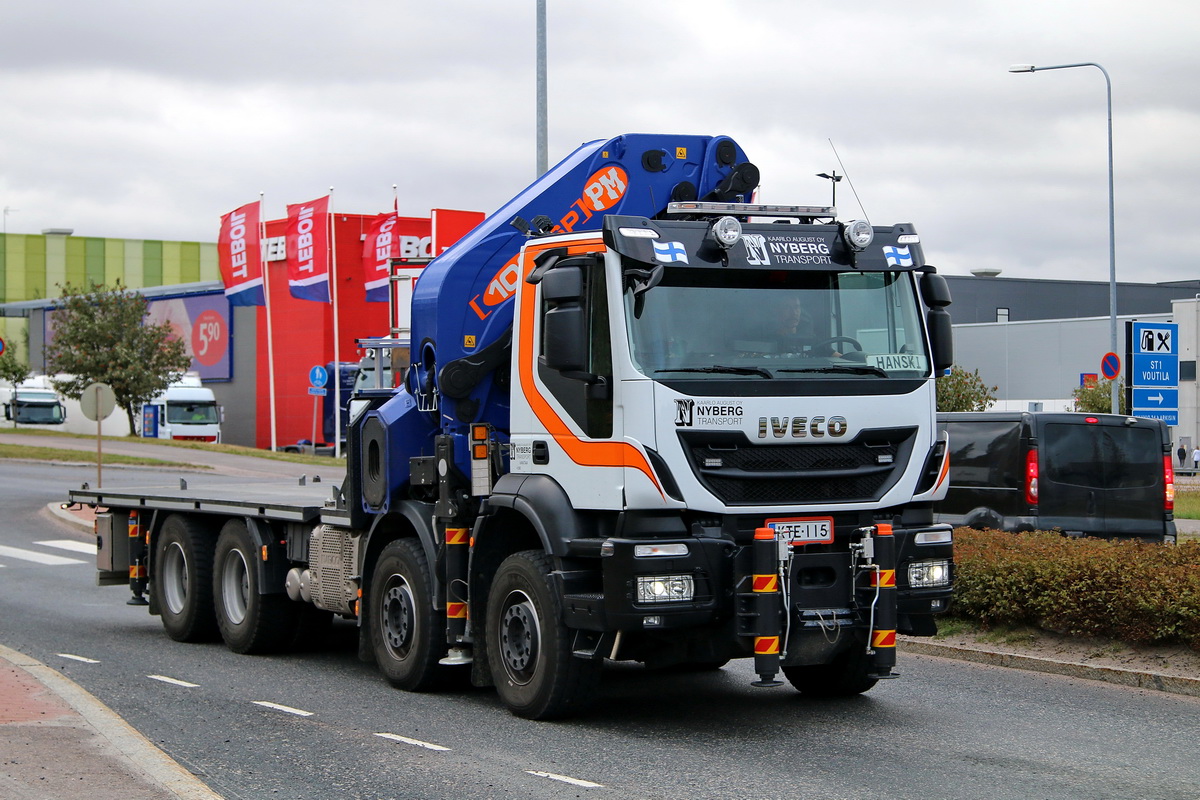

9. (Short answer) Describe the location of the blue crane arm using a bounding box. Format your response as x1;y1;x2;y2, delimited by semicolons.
407;133;758;437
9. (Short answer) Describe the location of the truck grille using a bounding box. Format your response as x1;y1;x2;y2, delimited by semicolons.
678;427;916;506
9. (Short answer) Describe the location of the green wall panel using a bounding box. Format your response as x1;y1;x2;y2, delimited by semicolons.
64;237;86;290
142;240;163;286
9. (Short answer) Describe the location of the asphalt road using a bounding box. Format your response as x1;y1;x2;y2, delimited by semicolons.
3;459;1200;799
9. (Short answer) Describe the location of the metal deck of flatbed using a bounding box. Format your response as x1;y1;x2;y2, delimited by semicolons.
69;477;344;524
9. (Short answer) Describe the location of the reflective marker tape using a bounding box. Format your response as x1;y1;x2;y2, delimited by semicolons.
755;636;780;655
752;574;778;592
870;569;896;588
872;630;896;649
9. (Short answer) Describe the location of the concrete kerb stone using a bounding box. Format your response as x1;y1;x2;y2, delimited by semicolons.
0;643;224;800
899;638;1200;698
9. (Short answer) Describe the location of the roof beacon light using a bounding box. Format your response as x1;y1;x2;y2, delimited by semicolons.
710;216;743;249
844;220;874;251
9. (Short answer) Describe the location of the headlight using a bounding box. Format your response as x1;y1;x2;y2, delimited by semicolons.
843;219;874;250
636;575;695;603
709;216;742;249
908;559;951;588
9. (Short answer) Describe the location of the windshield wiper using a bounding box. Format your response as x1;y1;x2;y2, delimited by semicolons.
776;365;888;378
655;365;774;379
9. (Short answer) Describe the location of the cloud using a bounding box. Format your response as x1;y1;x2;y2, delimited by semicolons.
2;0;1198;286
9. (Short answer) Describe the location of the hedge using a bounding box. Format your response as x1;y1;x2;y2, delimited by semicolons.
950;528;1200;651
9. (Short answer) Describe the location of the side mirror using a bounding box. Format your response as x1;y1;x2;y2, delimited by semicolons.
928;307;954;373
541;265;588;374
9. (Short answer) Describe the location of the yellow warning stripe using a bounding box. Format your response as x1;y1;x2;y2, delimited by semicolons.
872;630;896;648
752;574;778;592
870;569;896;588
754;636;780;655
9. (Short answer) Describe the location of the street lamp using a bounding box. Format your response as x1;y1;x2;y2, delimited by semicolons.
1009;62;1118;415
816;171;842;207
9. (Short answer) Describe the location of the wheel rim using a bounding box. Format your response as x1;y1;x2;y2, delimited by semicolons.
381;575;416;659
499;589;540;685
220;548;250;625
161;541;189;615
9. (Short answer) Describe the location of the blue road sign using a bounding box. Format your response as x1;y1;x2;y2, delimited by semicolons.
308;387;327;397
1128;321;1179;423
309;365;329;388
1100;352;1120;380
1131;353;1179;387
1132;387;1178;411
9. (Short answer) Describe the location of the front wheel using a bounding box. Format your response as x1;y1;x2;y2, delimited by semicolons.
782;645;878;697
213;519;298;654
369;539;446;691
153;514;218;642
486;550;600;719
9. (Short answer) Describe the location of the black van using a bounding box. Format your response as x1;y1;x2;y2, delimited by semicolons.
935;412;1176;543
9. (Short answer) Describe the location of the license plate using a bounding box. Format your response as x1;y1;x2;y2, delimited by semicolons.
766;516;834;545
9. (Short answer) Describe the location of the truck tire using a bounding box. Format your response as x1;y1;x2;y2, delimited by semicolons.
213;519;298;654
369;539;445;691
486;550;600;719
782;645;878;697
153;514;218;642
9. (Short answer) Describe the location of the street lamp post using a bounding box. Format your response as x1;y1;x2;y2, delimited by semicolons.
1009;62;1119;415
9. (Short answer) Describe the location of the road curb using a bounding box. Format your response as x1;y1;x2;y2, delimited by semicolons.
0;643;225;799
900;638;1200;698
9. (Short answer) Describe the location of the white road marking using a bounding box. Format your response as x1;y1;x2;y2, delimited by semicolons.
57;653;100;664
374;732;451;751
148;674;199;688
526;770;604;788
252;700;313;717
37;539;98;555
0;544;85;566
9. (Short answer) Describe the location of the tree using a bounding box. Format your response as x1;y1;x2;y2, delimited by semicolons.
0;348;32;427
936;365;998;412
1071;377;1127;414
44;282;192;433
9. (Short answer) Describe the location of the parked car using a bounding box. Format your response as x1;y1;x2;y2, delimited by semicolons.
935;411;1176;543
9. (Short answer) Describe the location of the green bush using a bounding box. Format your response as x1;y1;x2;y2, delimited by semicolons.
951;528;1200;650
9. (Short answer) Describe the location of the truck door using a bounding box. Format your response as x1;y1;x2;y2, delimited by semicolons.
515;244;630;511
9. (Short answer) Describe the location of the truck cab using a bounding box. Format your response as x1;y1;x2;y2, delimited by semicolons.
141;374;222;442
1;376;67;427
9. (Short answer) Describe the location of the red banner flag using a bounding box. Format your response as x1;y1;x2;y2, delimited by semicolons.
285;195;331;302
361;213;434;302
217;202;264;306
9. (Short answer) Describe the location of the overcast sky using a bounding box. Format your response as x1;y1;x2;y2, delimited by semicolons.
3;0;1198;285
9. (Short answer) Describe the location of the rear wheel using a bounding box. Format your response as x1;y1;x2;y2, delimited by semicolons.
369;539;446;691
154;514;218;642
213;519;298;654
782;645;878;697
486;550;600;719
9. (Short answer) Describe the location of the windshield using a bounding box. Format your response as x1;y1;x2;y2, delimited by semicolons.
14;401;65;424
166;401;220;425
625;268;928;380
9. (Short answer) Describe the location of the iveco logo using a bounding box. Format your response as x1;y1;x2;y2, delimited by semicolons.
757;416;849;439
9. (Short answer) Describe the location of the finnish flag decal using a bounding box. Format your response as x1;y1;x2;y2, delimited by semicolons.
883;246;913;267
652;240;689;264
